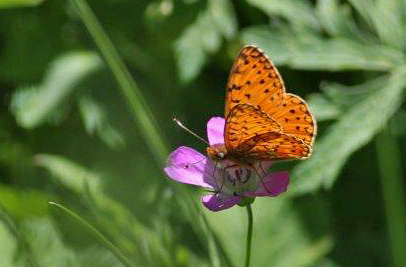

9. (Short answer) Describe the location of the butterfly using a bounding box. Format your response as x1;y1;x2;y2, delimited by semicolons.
206;45;316;165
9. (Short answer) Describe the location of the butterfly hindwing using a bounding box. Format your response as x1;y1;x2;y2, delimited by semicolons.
272;94;316;147
242;133;311;160
224;104;282;151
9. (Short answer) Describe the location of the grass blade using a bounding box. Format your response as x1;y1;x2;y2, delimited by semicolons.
49;202;136;267
70;0;168;165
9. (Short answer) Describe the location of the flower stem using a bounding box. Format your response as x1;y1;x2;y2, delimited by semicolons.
245;204;253;267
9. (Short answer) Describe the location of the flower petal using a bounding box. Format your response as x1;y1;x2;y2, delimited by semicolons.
202;194;242;212
164;146;215;188
207;117;225;145
245;171;289;197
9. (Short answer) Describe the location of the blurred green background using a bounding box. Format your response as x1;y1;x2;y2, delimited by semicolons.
1;0;406;266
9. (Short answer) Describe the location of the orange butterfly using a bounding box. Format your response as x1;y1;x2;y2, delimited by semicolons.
207;45;316;165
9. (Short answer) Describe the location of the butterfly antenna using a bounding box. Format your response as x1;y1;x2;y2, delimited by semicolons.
173;118;209;145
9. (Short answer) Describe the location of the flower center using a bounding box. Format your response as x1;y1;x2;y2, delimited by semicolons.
214;162;262;195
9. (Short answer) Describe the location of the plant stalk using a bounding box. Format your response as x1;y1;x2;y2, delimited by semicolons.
375;130;406;267
245;204;253;267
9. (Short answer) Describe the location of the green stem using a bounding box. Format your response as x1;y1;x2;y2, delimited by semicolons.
375;131;406;267
245;204;253;267
49;202;136;267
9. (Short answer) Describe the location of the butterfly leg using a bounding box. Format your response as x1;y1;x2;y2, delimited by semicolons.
212;161;232;195
213;163;240;195
258;162;268;177
212;161;221;193
253;163;272;194
214;163;228;195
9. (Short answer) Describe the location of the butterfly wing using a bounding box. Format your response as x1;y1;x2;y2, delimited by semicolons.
224;104;311;160
241;133;312;160
224;45;316;157
224;104;282;151
272;94;316;147
225;46;285;118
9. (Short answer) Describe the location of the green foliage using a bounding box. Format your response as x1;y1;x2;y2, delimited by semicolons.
290;68;406;195
17;218;121;267
0;0;44;9
175;0;237;83
1;0;406;266
10;52;103;128
0;220;16;267
34;154;101;195
0;186;50;218
248;0;319;30
206;197;333;267
242;27;405;71
78;96;125;150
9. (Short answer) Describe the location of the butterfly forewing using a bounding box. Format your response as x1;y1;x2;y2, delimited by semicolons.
225;46;285;118
223;45;316;161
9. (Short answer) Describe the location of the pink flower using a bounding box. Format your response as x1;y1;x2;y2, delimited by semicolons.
164;117;289;212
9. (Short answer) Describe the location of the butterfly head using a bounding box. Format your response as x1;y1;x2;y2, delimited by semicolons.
207;144;227;161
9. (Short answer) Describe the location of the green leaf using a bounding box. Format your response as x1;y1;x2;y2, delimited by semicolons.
346;0;375;27
0;0;44;8
320;76;386;107
316;0;361;39
34;154;101;195
78;96;125;150
0;220;17;267
370;0;406;50
76;247;121;267
289;68;406;196
17;218;76;267
275;236;333;267
175;0;236;83
10;52;103;129
348;0;406;49
208;0;237;39
242;27;406;71
247;0;320;30
174;11;220;83
0;186;50;218
306;93;341;122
